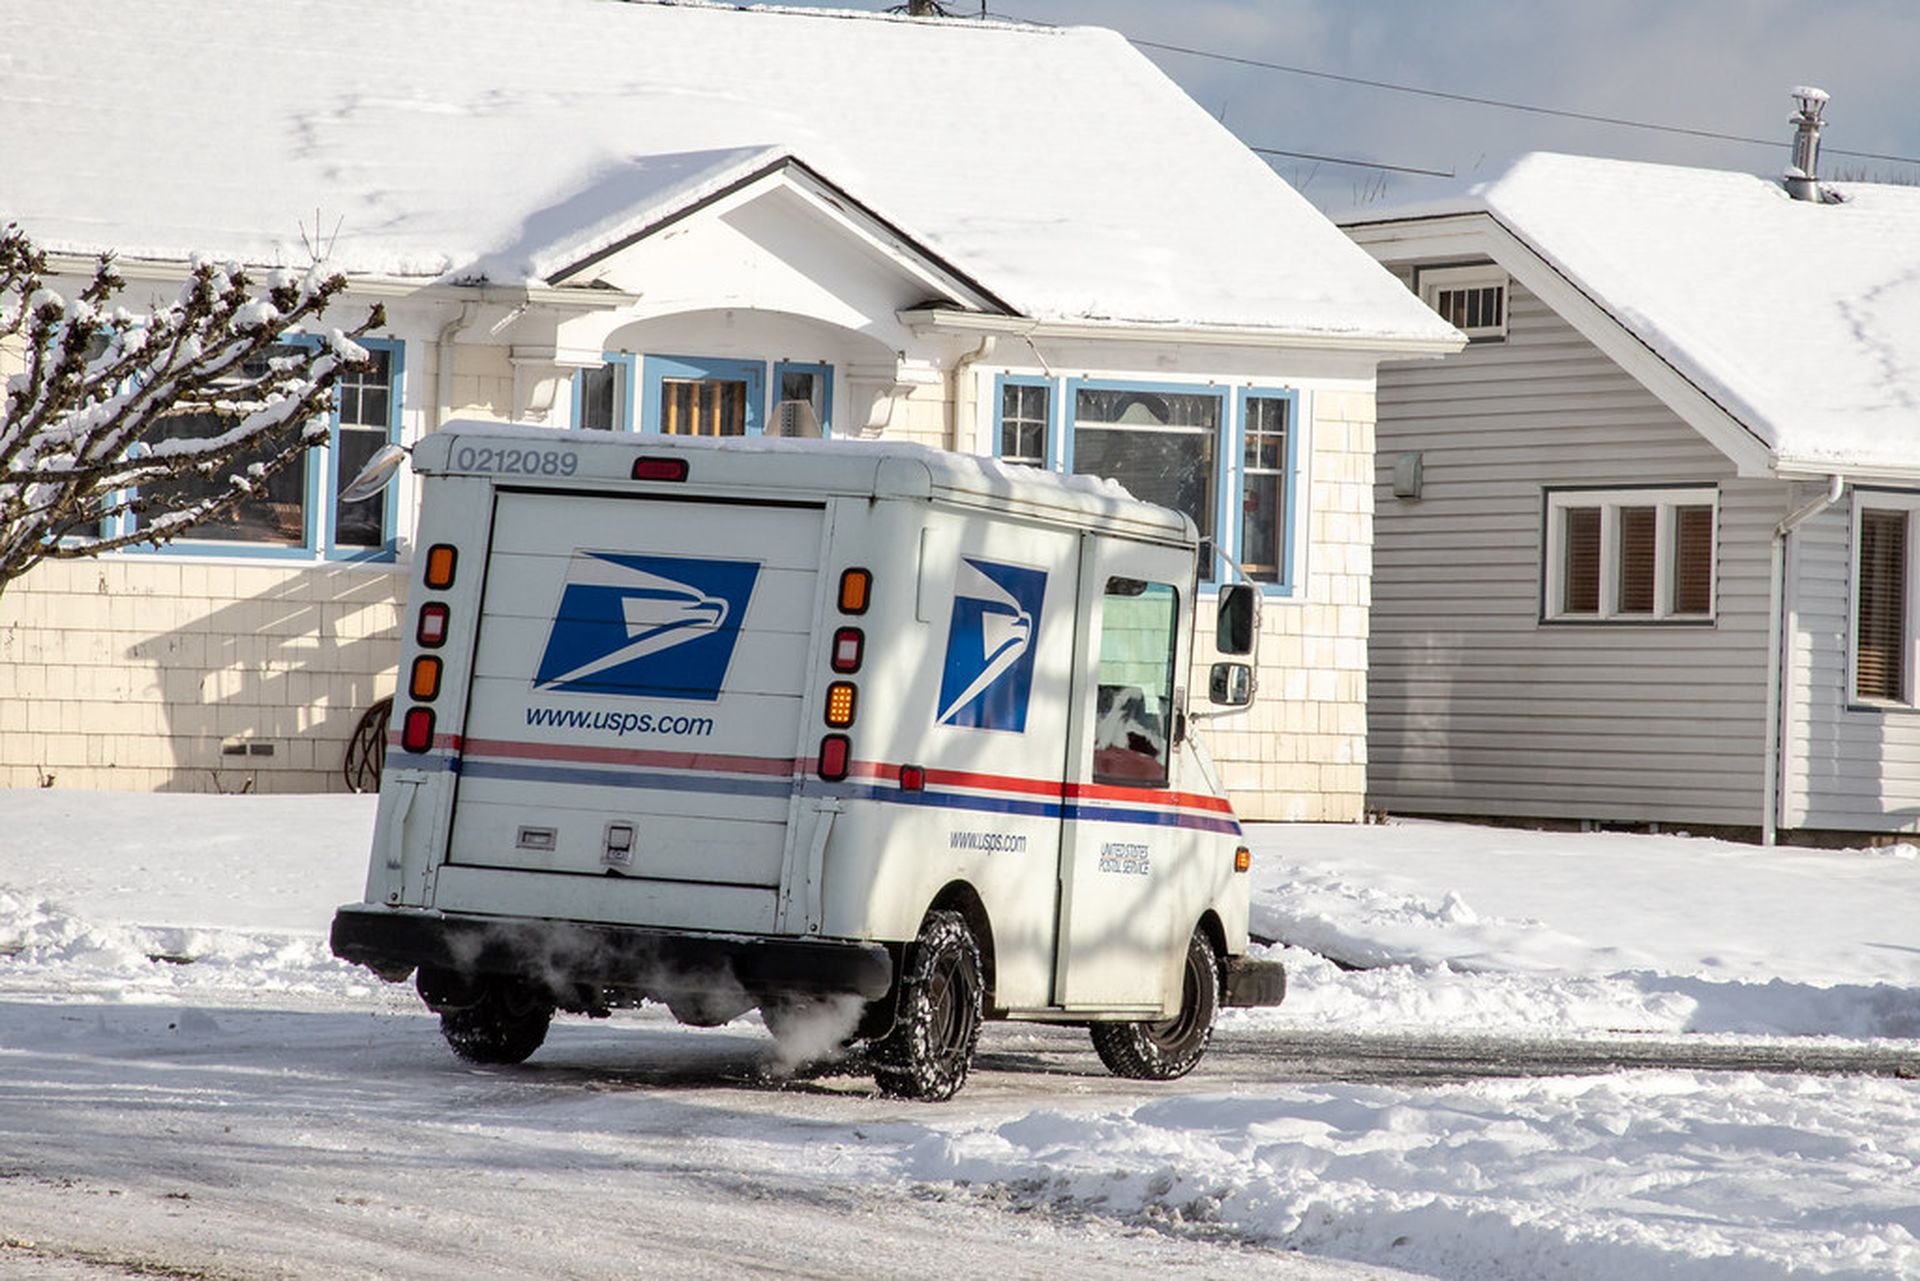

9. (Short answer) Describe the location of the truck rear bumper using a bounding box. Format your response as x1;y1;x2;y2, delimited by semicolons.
329;903;894;1003
1222;955;1287;1008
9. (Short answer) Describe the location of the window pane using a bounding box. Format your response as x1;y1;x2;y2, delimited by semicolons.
1672;505;1714;615
142;412;309;545
1857;509;1908;701
661;377;747;436
1617;506;1656;614
1093;578;1177;787
1073;388;1219;568
1073;426;1215;568
337;349;392;427
333;425;386;548
578;362;618;431
999;382;1048;466
1241;396;1289;582
1563;507;1600;614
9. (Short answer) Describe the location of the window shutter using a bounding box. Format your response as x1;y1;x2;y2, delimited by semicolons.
1857;509;1908;701
1672;505;1715;614
1617;506;1656;614
1564;508;1600;613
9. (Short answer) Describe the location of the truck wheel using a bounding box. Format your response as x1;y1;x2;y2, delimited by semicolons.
1089;929;1219;1081
871;911;983;1101
437;979;554;1065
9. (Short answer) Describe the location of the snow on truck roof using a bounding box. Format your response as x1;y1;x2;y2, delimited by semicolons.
1346;152;1920;475
0;0;1451;343
427;421;1198;542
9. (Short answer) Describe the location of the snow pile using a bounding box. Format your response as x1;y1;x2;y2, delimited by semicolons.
898;1074;1920;1280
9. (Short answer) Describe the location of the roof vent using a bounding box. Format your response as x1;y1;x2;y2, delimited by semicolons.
1785;86;1829;201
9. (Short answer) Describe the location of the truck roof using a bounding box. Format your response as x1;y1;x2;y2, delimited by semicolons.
422;421;1199;546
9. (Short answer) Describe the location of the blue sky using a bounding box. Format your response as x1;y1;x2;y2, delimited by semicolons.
778;0;1920;213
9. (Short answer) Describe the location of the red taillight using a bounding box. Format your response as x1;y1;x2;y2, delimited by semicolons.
632;456;689;482
899;765;926;792
417;602;449;648
401;707;436;753
423;544;457;590
830;626;864;674
818;734;850;782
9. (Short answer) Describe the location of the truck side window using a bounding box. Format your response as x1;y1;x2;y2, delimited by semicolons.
1092;577;1177;787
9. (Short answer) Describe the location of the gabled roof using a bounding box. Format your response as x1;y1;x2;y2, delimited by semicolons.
1345;152;1920;476
3;0;1454;346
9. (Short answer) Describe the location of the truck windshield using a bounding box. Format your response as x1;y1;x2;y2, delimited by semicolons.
1092;578;1177;787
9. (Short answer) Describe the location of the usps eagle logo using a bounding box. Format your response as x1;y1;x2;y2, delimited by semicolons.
534;552;759;700
936;557;1047;732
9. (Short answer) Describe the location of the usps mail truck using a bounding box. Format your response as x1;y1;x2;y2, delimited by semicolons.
331;422;1285;1100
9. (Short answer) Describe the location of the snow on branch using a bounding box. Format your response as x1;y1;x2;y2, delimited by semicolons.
0;224;386;593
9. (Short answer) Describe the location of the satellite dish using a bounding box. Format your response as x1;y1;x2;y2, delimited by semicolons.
340;443;409;503
770;398;823;439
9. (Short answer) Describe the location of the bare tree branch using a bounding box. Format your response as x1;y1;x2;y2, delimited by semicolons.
0;223;387;593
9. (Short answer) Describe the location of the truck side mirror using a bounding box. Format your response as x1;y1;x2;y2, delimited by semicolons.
1208;662;1255;707
1216;584;1258;656
340;443;409;503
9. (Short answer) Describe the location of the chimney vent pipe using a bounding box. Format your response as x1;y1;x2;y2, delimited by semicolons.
1786;85;1829;201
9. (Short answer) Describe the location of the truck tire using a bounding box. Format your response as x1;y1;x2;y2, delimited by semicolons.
437;979;554;1065
1089;929;1219;1080
871;911;983;1101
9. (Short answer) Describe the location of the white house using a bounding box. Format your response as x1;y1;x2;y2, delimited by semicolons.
1344;141;1920;839
0;0;1457;817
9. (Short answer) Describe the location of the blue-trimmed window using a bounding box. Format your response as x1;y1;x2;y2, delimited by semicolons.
1236;389;1299;589
993;374;1052;467
126;336;405;562
1067;379;1226;578
572;352;636;432
641;354;765;437
773;360;833;437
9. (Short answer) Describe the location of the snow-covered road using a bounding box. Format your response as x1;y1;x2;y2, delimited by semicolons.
4;791;1920;1279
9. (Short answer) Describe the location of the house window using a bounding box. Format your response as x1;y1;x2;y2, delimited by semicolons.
1238;392;1296;585
773;361;833;437
641;355;765;437
132;337;404;559
1855;505;1911;703
573;353;634;432
995;377;1051;467
1419;264;1508;341
1069;383;1222;574
1544;487;1717;621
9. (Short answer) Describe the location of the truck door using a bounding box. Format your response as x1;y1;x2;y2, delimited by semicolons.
1053;535;1197;1011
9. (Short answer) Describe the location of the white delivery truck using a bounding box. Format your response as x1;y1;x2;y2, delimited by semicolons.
331;421;1285;1100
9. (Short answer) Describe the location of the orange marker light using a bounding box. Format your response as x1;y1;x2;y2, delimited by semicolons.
410;656;443;701
1234;846;1252;874
824;681;858;728
837;568;872;615
423;544;458;590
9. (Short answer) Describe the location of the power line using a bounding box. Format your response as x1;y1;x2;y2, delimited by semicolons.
1132;38;1920;168
1249;146;1452;179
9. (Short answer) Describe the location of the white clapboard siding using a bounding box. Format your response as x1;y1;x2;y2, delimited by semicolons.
1369;279;1784;826
1783;498;1920;832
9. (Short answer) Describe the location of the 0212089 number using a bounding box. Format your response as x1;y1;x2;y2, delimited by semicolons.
451;445;579;477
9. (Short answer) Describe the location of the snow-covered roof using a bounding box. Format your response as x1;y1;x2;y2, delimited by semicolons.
1347;152;1920;474
1;0;1453;344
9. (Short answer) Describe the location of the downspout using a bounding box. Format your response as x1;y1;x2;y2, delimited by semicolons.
433;300;481;433
950;334;997;453
1763;472;1846;844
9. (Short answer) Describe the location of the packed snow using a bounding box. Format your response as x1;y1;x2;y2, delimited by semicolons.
3;789;1918;1279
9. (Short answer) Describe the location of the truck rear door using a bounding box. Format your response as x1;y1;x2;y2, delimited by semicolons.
445;489;824;905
